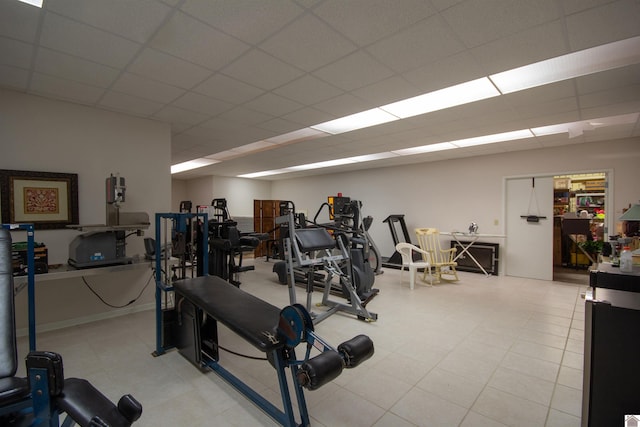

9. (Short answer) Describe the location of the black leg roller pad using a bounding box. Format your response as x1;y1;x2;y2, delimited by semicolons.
24;351;142;427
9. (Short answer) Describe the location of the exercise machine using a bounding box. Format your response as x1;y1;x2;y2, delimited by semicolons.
382;214;421;269
1;227;142;427
152;217;374;427
275;210;378;324
206;199;263;286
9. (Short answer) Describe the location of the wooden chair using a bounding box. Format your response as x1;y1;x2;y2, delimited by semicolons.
395;242;432;289
414;228;459;283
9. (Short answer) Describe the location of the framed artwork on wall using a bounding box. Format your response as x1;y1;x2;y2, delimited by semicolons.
0;169;79;229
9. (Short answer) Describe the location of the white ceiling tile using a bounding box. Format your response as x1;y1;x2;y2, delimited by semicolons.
273;74;343;105
313;0;435;46
470;21;568;75
45;0;171;43
441;0;561;48
312;93;376;117
30;72;104;104
256;117;304;134
216;106;274;125
0;0;40;42
34;48;119;88
181;0;303;44
128;48;212;89
403;52;485;93
430;0;465;11
40;13;141;68
577;64;640;95
0;37;34;68
281;107;336;127
566;0;640;50
112;72;185;104
0;65;29;90
0;1;638;178
501;80;577;108
150;12;250;71
579;84;640;109
153;105;211;126
99;91;163;116
221;50;304;90
366;15;466;73
193;73;264;104
182;124;231;142
259;14;357;72
243;93;303;117
171;92;234;116
351;76;419;106
313;51;394;91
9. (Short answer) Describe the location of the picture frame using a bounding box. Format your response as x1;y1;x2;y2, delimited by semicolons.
0;169;79;229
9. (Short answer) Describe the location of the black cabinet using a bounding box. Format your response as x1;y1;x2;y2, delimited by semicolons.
583;264;640;426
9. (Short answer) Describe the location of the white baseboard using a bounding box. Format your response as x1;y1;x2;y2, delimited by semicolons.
16;302;155;338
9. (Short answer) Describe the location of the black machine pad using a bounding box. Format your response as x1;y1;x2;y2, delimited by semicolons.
294;228;336;252
173;276;284;353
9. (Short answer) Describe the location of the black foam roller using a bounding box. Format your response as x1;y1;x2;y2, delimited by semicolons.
297;351;344;390
338;334;374;368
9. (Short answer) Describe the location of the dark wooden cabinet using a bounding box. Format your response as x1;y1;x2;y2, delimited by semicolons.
253;200;280;258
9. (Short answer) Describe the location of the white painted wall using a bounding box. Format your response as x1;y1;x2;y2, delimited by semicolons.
1;89;171;331
172;175;271;216
171;138;640;274
271;138;640;262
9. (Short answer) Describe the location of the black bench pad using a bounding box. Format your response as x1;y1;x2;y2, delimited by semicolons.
295;228;336;252
57;378;138;427
173;276;284;353
0;377;29;406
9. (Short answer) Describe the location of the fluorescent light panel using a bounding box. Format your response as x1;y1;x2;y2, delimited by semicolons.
381;78;500;118
452;129;534;147
311;108;398;135
17;0;43;7
391;142;457;156
199;38;640;177
264;127;328;145
490;36;640;94
171;158;219;174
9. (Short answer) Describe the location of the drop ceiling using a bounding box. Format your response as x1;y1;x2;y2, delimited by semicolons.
1;0;639;180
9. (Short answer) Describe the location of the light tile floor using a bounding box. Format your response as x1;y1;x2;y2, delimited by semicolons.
17;260;587;426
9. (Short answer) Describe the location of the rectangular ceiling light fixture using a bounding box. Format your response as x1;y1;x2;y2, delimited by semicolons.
380;77;501;119
238;169;288;179
17;0;43;7
531;113;640;137
311;108;398;135
264;127;329;145
490;36;640;94
346;152;400;162
391;142;457;156
288;158;357;171
171;158;219;174
451;129;534;147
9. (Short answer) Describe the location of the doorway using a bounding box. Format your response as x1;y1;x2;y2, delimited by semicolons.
552;172;608;285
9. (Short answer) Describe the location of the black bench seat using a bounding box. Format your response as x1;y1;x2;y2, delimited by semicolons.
173;275;284;353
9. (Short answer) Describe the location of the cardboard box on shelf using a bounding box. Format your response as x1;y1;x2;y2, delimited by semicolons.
554;178;571;189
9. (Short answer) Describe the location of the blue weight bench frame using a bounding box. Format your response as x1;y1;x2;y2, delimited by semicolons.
172;275;310;427
164;275;374;427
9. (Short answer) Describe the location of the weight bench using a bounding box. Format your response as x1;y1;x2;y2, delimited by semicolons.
171;275;374;427
0;228;142;427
